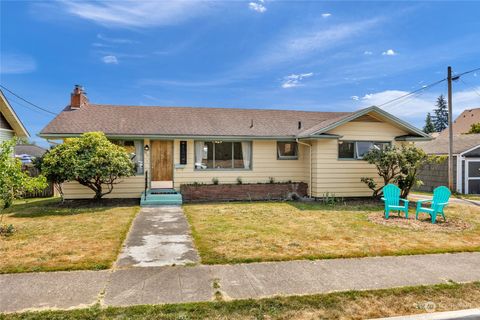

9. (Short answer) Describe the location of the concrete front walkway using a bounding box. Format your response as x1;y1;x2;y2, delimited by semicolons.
116;206;199;268
1;252;480;313
410;194;480;207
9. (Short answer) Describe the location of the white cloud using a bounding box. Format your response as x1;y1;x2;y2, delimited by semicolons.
382;49;397;56
97;34;137;44
321;13;332;18
363;50;373;55
0;53;36;74
351;95;360;101
57;1;211;28
281;72;314;88
358;88;480;120
253;18;381;69
102;55;119;64
248;2;267;13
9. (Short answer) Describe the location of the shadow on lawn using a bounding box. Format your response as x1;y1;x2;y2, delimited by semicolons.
289;198;383;212
5;198;139;218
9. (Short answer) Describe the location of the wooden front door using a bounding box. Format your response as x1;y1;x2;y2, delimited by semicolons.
151;140;173;181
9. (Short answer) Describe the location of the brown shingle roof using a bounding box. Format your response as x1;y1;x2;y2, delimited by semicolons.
40;104;352;137
416;134;480;154
438;107;480;137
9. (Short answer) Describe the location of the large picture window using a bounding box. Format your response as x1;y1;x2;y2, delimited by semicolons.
111;140;144;174
338;141;390;160
277;141;298;160
194;141;251;170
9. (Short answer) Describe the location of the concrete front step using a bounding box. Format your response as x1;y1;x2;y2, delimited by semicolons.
140;189;183;206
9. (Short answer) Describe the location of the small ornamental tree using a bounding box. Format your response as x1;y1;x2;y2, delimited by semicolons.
360;146;402;198
396;146;430;199
361;145;433;198
41;132;134;200
467;123;480;134
1;138;47;234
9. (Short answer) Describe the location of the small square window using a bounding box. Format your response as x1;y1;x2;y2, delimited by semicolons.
338;141;355;159
277;142;298;160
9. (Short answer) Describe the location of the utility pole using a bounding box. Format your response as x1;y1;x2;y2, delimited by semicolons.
447;66;454;191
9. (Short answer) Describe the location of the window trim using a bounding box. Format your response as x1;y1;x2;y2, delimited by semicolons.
194;140;253;171
277;141;299;160
338;140;391;160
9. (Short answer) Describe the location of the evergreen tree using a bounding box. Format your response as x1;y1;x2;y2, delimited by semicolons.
423;112;435;134
432;95;448;132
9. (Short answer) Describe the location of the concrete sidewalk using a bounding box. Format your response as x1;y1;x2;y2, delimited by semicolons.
374;308;480;320
115;206;199;268
1;252;480;314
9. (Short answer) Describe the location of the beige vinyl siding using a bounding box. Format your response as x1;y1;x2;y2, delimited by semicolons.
311;121;408;197
172;140;309;188
62;175;145;199
0;128;14;143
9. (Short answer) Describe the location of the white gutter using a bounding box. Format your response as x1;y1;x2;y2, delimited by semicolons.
296;138;312;198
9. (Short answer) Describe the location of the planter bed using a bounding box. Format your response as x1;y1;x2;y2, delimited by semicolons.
180;182;308;202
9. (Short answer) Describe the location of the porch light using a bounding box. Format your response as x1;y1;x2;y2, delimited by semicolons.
144;144;150;151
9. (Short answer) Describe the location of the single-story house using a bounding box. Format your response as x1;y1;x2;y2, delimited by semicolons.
0;89;29;143
39;86;431;201
416;107;480;195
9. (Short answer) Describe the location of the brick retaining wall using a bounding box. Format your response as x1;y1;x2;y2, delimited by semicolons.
180;182;308;202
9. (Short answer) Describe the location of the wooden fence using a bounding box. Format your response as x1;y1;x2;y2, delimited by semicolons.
21;165;54;198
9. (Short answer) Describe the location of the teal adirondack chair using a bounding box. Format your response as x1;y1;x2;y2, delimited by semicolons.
416;186;451;224
381;184;409;219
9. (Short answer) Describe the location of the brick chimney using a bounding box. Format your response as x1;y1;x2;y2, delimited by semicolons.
70;85;88;109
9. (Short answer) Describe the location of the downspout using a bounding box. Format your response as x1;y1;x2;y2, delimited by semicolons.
296;138;312;198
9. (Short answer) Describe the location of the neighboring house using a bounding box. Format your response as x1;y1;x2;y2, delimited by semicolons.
15;144;47;164
437;107;480;136
39;86;430;200
416;108;480;195
0;89;29;143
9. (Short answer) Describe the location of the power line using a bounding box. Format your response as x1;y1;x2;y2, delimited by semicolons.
376;66;480;109
459;78;480;98
0;84;57;116
7;95;53;118
455;66;480;78
377;78;446;108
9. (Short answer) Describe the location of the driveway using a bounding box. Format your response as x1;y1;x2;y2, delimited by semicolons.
115;206;199;268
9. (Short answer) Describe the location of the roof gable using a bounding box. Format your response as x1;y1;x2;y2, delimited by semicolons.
298;106;431;140
0;90;29;138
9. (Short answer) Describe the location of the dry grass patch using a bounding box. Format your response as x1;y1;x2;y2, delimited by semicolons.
184;201;480;264
4;282;480;319
0;198;139;273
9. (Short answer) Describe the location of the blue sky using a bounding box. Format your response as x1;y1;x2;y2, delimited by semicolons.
1;1;480;146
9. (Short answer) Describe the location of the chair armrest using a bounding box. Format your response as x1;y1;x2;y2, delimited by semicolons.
399;198;409;203
416;199;432;204
381;197;385;201
436;201;449;206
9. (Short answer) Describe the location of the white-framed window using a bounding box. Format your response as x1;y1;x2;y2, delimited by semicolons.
338;141;390;160
277;141;298;160
194;141;252;170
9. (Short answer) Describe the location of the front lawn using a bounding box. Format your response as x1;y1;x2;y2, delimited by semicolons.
184;201;480;264
4;282;480;320
0;198;139;273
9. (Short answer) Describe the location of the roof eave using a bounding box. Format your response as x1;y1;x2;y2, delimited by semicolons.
37;133;300;141
0;89;30;138
395;135;433;141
